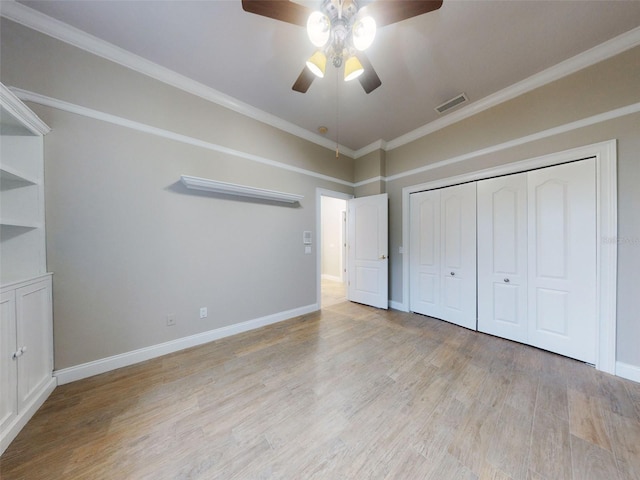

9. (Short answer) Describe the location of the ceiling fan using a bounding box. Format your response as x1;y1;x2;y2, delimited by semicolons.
242;0;443;94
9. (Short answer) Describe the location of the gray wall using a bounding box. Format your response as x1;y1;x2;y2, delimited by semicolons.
2;18;638;373
385;46;640;368
1;19;354;370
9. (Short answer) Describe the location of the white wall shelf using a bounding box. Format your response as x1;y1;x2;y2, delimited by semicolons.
180;175;303;204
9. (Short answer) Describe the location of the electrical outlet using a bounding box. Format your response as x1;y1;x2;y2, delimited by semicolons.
166;313;176;326
200;307;208;319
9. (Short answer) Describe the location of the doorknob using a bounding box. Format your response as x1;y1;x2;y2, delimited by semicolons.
380;255;387;260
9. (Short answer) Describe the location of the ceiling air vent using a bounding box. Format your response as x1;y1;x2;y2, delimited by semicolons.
435;93;468;114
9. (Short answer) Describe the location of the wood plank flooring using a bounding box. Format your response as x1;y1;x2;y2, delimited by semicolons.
2;294;639;479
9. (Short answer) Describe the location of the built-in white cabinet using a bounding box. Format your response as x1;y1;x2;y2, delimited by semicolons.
409;182;477;329
477;159;597;363
1;275;55;454
1;83;55;454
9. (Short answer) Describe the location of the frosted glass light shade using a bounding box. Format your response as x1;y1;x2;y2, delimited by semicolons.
307;11;330;47
344;55;364;81
352;16;376;51
306;51;327;78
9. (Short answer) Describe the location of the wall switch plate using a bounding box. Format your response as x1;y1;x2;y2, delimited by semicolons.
200;307;208;319
305;246;312;254
167;314;176;326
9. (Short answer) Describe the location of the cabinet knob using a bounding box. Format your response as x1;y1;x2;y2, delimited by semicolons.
504;278;510;283
379;255;387;260
450;272;455;276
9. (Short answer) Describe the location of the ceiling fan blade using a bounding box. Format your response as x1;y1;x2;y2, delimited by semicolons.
292;67;316;93
359;0;443;27
356;53;382;94
241;0;313;27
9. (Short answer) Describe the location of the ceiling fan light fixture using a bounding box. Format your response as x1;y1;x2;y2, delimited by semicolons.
306;51;327;78
307;11;330;47
344;55;364;82
352;16;376;51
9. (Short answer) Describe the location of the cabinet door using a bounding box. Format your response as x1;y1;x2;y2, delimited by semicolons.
409;189;441;317
440;182;477;330
15;278;53;409
527;159;597;363
0;290;17;433
477;173;528;342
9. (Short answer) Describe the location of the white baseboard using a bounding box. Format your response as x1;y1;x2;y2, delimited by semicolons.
54;303;319;385
1;377;57;455
616;361;640;383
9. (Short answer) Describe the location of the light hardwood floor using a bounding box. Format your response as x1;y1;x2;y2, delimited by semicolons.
2;296;639;479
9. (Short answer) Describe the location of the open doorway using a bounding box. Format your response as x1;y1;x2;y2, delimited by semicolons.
316;189;352;308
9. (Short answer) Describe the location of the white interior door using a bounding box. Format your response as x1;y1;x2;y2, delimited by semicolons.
409;190;441;317
347;194;388;309
477;173;528;342
527;159;596;363
440;183;477;329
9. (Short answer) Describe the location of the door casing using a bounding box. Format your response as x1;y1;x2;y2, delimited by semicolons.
401;140;617;373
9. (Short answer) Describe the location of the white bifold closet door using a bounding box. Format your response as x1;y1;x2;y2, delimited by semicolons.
477;173;528;343
410;182;476;330
477;159;597;363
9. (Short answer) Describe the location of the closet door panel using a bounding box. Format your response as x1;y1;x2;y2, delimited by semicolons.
440;183;476;330
527;159;596;363
409;190;441;317
477;173;528;342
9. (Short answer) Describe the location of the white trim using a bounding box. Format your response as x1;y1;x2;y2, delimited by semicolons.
2;1;637;157
0;377;56;455
180;175;303;203
616;362;640;384
0;1;355;157
387;102;640;183
12;88;353;187
12;87;638;198
354;176;386;188
53;303;318;385
316;188;354;308
385;26;640;152
0;82;50;135
401;140;617;374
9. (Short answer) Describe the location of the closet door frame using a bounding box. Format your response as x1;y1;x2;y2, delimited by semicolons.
401;140;617;374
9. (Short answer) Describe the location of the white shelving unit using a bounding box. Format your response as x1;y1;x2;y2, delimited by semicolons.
1;83;55;455
1;84;50;285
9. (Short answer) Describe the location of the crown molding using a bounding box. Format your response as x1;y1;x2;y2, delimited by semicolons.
2;1;637;157
0;1;355;157
0;82;50;135
385;26;640;152
354;139;387;158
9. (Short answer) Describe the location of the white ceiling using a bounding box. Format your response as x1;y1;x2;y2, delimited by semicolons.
10;0;640;153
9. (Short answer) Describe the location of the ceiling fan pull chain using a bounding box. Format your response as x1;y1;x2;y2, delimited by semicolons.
336;70;340;158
